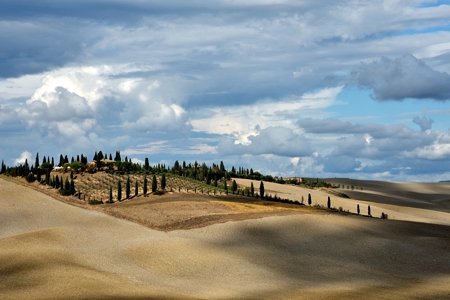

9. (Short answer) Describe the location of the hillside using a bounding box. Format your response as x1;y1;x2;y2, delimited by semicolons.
1;177;450;299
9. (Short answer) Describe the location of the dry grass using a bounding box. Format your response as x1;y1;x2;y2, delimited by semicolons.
1;176;450;299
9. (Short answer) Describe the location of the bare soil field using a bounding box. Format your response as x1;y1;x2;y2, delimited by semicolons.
1;176;450;299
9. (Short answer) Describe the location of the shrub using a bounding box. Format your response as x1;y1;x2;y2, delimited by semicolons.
88;199;103;205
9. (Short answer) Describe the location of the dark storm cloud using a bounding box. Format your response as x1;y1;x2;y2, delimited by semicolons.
0;19;84;78
352;54;450;101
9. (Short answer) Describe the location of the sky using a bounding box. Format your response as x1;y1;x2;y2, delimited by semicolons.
1;0;450;182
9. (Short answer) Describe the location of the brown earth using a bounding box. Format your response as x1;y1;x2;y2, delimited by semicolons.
1;176;450;299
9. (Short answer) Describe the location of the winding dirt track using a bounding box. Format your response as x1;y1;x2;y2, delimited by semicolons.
1;177;450;299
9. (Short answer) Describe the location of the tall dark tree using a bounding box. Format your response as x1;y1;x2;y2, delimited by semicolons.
144;158;149;170
59;154;64;166
46;169;51;185
368;205;371;216
152;174;157;193
96;154;102;170
135;181;138;196
308;193;312;205
173;160;180;171
55;175;60;189
35;153;39;169
64;155;69;164
117;180;122;201
232;180;237;194
43;156;47;164
206;172;211;185
357;204;360;215
161;173;166;191
109;153;113;160
143;176;148;195
70;179;75;195
51;157;54;166
1;160;5;174
109;186;113;203
126;177;131;199
115;151;121;162
64;177;70;194
250;182;254;197
224;179;228;194
260;181;265;199
327;196;331;209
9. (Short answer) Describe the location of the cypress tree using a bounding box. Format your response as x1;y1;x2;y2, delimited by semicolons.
260;181;265;199
144;158;149;170
126;177;131;199
308;193;312;205
109;186;113;203
55;175;60;189
135;181;138;196
51;157;54;166
70;179;75;195
64;155;68;164
35;153;39;169
46;169;50;185
368;205;371;216
224;179;228;194
143;176;148;195
161;173;166;191
357;204;360;215
327;196;331;209
96;155;102;170
152;174;157;193
232;180;237;194
64;178;70;194
43;156;47;164
250;182;254;197
117;180;122;201
206;172;211;185
115;151;121;162
59;154;64;166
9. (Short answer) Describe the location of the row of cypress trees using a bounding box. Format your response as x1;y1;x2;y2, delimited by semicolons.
109;174;166;202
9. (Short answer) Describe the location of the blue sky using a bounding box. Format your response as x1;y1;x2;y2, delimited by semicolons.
1;0;450;181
